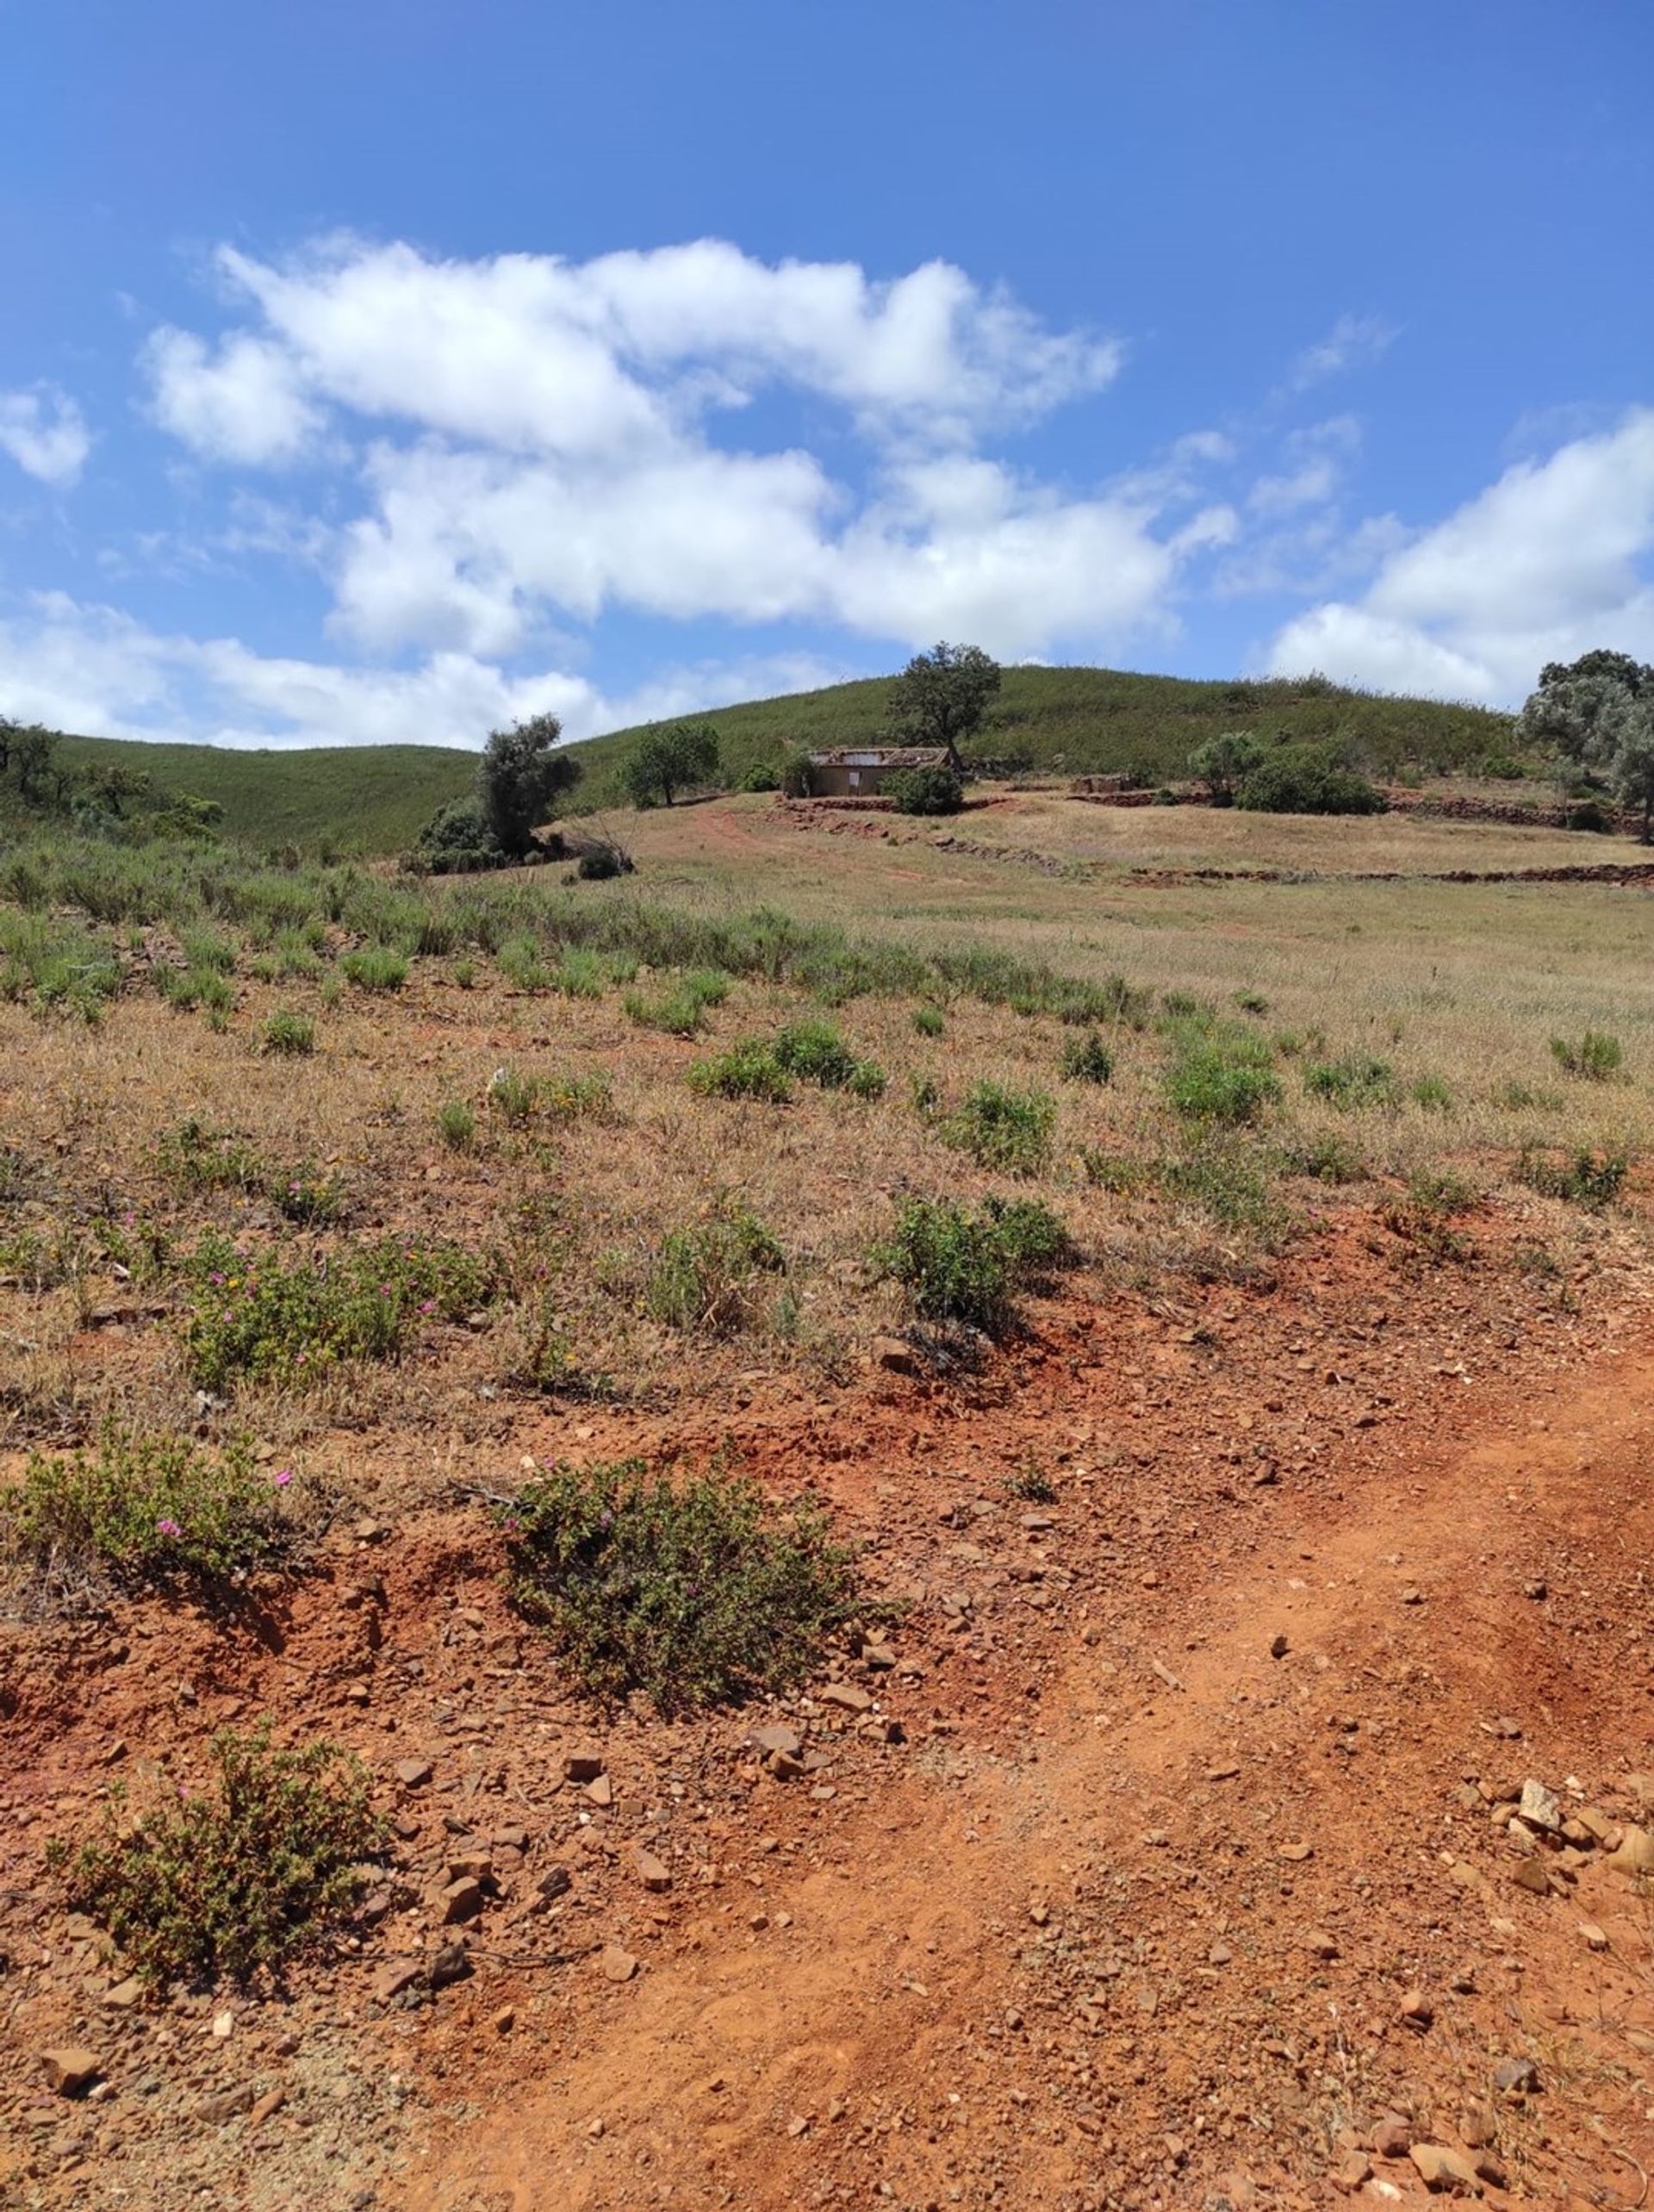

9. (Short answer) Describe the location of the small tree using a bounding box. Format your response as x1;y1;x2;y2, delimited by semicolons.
478;713;581;858
886;642;1001;760
1189;732;1265;807
623;720;721;807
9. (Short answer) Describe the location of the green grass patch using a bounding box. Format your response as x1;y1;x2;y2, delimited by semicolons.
502;1458;856;1714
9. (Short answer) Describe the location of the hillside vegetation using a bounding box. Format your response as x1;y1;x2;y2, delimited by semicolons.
561;664;1516;802
1;668;1516;852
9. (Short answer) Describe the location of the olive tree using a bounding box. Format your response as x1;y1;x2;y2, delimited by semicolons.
477;713;582;857
886;642;1001;758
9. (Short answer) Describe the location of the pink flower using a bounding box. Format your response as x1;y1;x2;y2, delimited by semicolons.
156;1517;182;1537
272;1467;293;1488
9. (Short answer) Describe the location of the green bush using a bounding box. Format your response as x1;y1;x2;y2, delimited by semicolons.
1237;742;1387;816
1304;1054;1401;1110
874;1194;1075;1335
1166;1034;1280;1126
1060;1031;1114;1085
644;1208;785;1334
5;1428;307;1594
1517;1146;1628;1210
687;1041;793;1103
884;764;964;815
55;1724;383;1987
263;1008;314;1056
939;1080;1057;1175
339;945;408;992
184;1232;494;1388
1550;1029;1623;1081
502;1459;855;1712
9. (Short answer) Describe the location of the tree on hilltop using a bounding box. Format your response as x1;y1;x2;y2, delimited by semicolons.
886;643;1001;761
478;713;582;857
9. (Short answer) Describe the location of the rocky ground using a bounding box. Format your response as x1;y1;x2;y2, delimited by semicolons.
5;1212;1654;2210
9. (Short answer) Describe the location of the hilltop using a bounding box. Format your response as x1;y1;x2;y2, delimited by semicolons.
1;666;1516;851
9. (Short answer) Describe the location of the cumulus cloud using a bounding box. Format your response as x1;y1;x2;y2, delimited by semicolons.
0;385;90;485
1265;409;1654;703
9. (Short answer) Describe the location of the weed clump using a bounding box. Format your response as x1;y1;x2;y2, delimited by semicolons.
644;1207;785;1334
1303;1054;1400;1110
939;1080;1057;1175
502;1459;855;1711
1549;1030;1623;1081
874;1194;1074;1335
184;1233;494;1387
5;1428;307;1597
54;1724;383;1987
1517;1146;1628;1211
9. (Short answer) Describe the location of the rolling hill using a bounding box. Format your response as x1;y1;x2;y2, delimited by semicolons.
4;666;1517;851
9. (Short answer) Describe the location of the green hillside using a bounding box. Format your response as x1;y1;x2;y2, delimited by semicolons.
561;664;1515;803
34;734;476;853
0;666;1517;853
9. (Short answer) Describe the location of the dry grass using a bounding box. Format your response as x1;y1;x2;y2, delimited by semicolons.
1;797;1649;1480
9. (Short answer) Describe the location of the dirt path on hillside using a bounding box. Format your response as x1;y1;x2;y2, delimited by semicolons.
401;1339;1654;2212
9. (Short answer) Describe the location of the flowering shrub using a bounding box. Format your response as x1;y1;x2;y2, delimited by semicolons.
184;1231;494;1388
4;1426;308;1592
501;1458;857;1711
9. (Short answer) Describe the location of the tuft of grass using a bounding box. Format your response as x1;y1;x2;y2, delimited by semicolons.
437;1097;476;1150
53;1724;383;1988
1517;1145;1628;1211
1549;1030;1623;1081
644;1206;786;1334
938;1080;1057;1175
1166;1031;1280;1126
263;1008;315;1056
183;1231;494;1388
4;1427;308;1596
501;1458;856;1713
1060;1030;1114;1085
687;1040;793;1103
339;944;408;993
1303;1054;1400;1110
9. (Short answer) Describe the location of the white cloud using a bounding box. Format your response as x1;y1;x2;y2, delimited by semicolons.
1265;409;1654;701
144;327;324;465
0;385;90;485
1290;313;1397;389
0;590;856;751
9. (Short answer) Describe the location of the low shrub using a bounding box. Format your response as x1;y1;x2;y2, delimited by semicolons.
1303;1054;1400;1110
339;945;408;993
687;1041;793;1103
262;1008;314;1056
5;1428;307;1595
939;1080;1057;1175
1236;741;1386;816
54;1724;383;1986
874;1194;1075;1335
1060;1031;1114;1085
644;1207;785;1334
885;764;963;815
1517;1146;1628;1211
1550;1029;1623;1081
184;1232;494;1388
502;1458;855;1712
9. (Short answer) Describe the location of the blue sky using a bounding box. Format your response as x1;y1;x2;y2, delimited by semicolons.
0;0;1650;746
